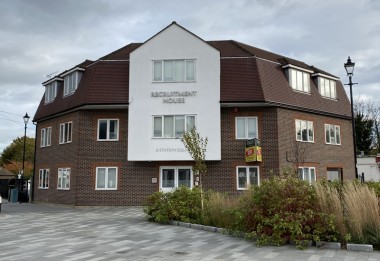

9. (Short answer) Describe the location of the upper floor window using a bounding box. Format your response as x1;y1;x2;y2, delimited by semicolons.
98;119;119;141
96;167;117;190
58;168;70;190
319;77;336;99
289;68;310;93
153;115;195;138
44;81;58;103
325;124;341;145
39;169;49;189
59;122;72;144
298;167;316;184
63;71;83;96
237;166;259;190
236;117;258;139
153;59;195;82
295;119;314;142
41;127;52;147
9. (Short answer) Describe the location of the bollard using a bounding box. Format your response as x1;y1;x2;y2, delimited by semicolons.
0;196;2;213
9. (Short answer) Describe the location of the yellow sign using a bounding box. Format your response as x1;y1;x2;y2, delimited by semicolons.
245;146;262;162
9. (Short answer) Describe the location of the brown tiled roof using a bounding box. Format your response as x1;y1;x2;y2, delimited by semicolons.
33;40;351;122
99;43;142;60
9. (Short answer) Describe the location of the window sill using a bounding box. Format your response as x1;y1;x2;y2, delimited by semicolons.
59;142;72;145
97;139;119;142
38;187;49;190
296;140;315;143
292;89;311;95
152;81;196;84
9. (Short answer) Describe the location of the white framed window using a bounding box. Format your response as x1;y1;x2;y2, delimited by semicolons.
319;77;336;99
44;81;58;103
160;166;193;192
236;117;258;139
295;119;314;142
98;119;119;141
153;59;196;82
39;169;49;189
41;127;52;147
96;167;117;190
289;68;310;93
153;115;195;138
298;167;316;183
327;168;342;181
63;71;83;96
57;168;70;190
236;166;260;190
59;122;72;144
325;124;341;145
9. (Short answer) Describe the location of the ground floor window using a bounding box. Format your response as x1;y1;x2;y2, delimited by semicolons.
298;167;316;183
39;169;49;189
58;168;70;190
236;166;259;190
327;168;342;181
160;166;193;192
96;167;117;190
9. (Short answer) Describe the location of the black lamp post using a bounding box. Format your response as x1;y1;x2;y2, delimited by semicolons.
21;112;30;203
344;57;358;179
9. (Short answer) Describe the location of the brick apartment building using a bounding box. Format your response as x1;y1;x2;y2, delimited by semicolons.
32;22;354;206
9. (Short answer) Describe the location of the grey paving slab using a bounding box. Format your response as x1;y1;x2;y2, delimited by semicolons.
1;201;380;260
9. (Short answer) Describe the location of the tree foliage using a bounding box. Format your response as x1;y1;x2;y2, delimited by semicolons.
353;98;378;155
181;128;208;209
355;112;374;155
181;128;208;176
0;136;35;178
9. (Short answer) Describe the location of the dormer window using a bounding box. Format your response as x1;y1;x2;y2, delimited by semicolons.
318;77;336;99
283;65;313;94
44;80;61;104
62;70;84;96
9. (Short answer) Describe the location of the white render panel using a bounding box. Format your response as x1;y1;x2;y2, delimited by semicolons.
128;23;221;161
357;157;380;181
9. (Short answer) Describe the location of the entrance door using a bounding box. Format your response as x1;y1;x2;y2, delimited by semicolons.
160;166;193;192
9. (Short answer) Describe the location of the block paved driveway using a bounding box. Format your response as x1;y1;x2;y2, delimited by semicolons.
1;201;380;261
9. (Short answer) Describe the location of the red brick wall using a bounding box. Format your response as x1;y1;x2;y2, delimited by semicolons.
33;106;355;206
277;108;355;180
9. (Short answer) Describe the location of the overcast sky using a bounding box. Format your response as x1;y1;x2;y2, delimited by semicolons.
0;0;379;153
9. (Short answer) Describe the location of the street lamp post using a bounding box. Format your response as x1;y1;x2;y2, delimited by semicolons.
344;57;358;179
21;112;30;203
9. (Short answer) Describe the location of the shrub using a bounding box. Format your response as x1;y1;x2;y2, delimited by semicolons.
233;175;338;248
143;191;172;224
343;182;380;246
203;191;240;229
143;186;203;224
315;180;380;247
314;181;347;241
365;181;380;197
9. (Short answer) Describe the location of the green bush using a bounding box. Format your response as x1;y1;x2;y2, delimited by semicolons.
233;176;338;248
365;181;380;197
143;186;203;224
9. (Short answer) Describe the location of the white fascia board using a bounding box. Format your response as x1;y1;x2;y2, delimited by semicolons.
282;64;314;74
60;67;85;77
43;77;63;86
311;73;340;81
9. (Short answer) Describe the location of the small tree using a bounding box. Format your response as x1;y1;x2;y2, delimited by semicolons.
181;128;208;210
